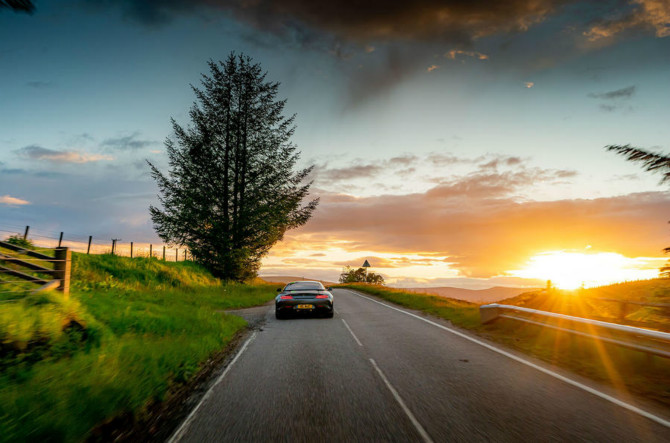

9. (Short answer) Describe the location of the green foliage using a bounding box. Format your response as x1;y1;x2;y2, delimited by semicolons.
4;234;34;249
339;266;385;285
149;53;318;281
0;252;276;442
337;283;479;328
607;144;670;277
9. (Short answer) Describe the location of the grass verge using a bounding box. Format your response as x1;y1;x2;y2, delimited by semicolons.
0;253;276;442
339;283;670;409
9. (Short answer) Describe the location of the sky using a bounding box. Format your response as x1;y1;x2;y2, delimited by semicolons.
1;0;670;289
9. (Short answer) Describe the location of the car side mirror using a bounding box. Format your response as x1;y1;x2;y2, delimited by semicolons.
276;288;282;292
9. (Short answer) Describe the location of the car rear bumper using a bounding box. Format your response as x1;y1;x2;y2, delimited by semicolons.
276;299;333;313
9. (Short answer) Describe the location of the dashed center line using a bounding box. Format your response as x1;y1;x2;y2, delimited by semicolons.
342;318;363;346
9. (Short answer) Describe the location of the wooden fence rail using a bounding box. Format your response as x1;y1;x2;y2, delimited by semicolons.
0;240;71;296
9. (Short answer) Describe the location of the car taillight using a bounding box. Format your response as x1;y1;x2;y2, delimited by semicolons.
280;295;293;300
315;294;329;299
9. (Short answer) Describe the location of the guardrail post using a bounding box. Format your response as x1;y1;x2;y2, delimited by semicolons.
23;225;29;241
619;302;629;322
87;236;92;254
54;247;71;298
58;232;63;248
480;304;500;324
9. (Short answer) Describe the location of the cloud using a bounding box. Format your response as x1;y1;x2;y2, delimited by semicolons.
0;195;30;205
446;49;489;60
524;81;535;88
89;0;569;44
315;155;419;184
15;145;113;163
101;132;157;151
584;0;670;41
316;164;383;182
25;81;53;89
426;64;439;72
588;85;636;99
291;188;670;278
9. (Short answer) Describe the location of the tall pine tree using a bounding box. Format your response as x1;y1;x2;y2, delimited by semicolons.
149;54;318;281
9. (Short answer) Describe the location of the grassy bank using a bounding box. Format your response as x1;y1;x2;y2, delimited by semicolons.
340;283;670;408
0;254;276;442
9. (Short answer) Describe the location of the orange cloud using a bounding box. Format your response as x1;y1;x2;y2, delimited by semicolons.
0;195;30;205
288;188;670;278
446;50;489;60
584;0;670;41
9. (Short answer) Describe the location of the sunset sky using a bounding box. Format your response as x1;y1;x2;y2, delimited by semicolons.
2;0;670;288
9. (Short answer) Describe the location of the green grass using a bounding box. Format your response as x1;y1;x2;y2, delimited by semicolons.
341;283;670;408
0;253;276;442
338;283;480;328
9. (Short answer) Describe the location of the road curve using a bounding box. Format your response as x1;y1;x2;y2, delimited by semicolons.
172;288;670;442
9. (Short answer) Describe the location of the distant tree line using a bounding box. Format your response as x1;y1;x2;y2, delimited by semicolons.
339;266;385;284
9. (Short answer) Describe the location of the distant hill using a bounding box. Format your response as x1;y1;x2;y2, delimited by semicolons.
402;286;535;304
259;275;337;286
499;278;670;331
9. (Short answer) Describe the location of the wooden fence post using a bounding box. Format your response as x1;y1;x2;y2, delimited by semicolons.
130;242;134;258
176;249;178;261
87;236;92;254
149;244;153;258
111;239;117;255
23;226;30;241
58;232;63;248
184;250;187;261
54;247;71;298
163;246;166;261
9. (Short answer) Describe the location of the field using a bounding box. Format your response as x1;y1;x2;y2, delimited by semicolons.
339;282;670;408
0;253;276;442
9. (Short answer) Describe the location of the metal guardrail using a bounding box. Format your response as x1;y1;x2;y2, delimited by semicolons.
480;304;670;359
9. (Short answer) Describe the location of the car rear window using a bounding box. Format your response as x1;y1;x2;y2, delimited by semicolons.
284;282;325;291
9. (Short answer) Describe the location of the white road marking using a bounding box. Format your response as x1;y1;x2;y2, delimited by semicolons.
342;319;363;346
370;358;434;443
342;289;670;430
168;332;258;443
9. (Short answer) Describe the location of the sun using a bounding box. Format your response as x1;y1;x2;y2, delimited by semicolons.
510;251;661;290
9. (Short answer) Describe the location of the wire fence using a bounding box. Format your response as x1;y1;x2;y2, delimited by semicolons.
0;224;190;262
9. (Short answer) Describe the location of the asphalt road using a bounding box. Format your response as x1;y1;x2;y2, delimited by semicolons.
172;288;670;442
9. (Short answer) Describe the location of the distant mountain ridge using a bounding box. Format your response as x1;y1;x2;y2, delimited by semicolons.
402;286;537;304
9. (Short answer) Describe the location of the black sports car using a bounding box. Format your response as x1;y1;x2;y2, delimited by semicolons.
275;281;334;319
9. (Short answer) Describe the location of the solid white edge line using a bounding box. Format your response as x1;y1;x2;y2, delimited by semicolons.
369;358;434;443
342;319;363;346
342;289;670;430
167;332;258;443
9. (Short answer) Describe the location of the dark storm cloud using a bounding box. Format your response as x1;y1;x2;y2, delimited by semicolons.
588;85;636;99
101;133;157;151
85;0;575;44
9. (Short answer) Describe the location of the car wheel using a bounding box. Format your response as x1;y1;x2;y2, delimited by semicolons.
275;310;284;320
325;309;334;318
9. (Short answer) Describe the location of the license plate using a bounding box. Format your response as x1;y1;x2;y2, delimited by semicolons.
296;304;314;309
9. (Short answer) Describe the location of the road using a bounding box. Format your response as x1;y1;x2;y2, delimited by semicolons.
171;288;670;442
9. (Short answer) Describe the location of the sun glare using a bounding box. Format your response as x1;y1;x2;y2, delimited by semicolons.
510;251;661;289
